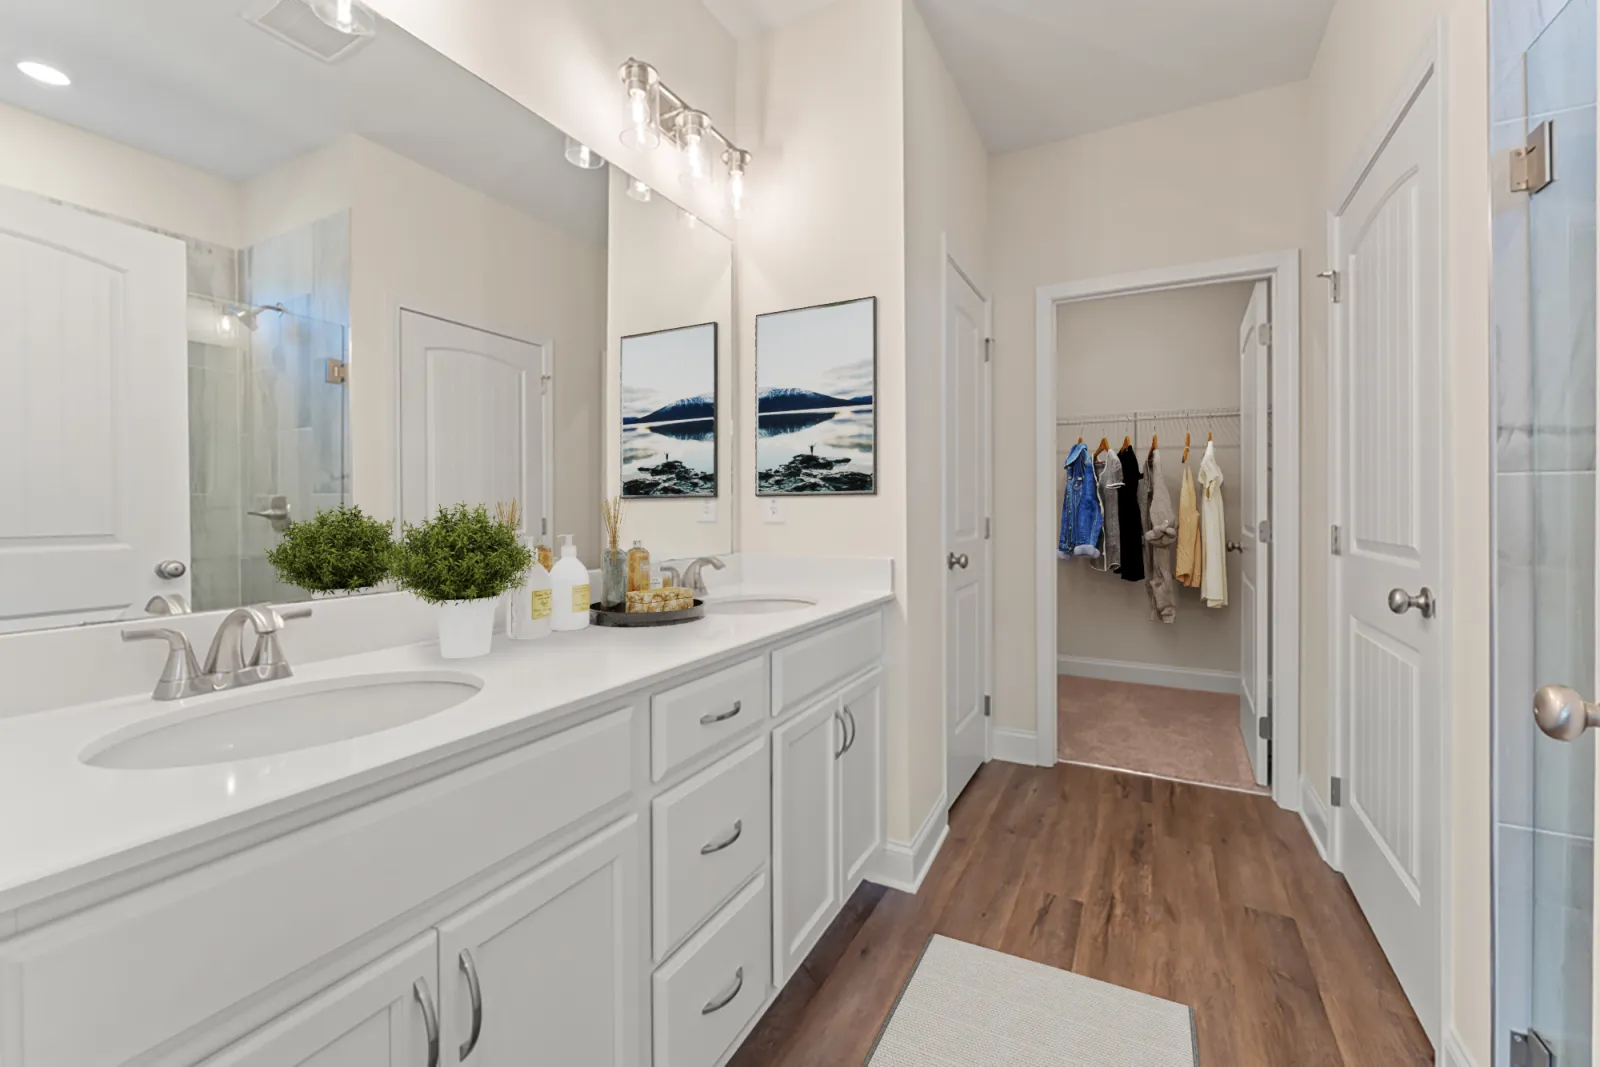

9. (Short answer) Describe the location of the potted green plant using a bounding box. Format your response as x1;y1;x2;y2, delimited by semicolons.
392;504;533;658
264;504;394;595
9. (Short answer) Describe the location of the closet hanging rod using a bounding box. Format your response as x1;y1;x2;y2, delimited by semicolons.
1055;406;1240;427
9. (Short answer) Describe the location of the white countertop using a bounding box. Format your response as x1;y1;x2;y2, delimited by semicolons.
0;580;892;919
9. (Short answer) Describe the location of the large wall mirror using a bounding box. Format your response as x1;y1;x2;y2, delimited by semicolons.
0;0;734;634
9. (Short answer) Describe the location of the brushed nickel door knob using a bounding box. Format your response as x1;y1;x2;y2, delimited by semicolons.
1533;685;1600;742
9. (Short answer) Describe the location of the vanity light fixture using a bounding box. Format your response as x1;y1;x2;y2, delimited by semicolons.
617;57;751;212
16;60;70;87
564;135;605;170
626;178;653;202
303;0;375;36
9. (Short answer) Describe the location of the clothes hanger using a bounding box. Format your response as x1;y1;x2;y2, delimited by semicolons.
1182;433;1191;464
1121;435;1131;450
1094;437;1110;457
1076;435;1084;446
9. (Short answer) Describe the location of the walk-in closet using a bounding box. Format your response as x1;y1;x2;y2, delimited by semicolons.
1054;280;1273;792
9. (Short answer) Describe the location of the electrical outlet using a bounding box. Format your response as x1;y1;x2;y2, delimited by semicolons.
698;500;717;523
763;498;786;524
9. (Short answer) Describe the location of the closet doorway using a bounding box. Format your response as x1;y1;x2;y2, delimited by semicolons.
1033;252;1301;809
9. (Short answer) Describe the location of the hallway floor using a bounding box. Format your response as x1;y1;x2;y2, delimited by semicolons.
1058;675;1266;792
729;762;1432;1067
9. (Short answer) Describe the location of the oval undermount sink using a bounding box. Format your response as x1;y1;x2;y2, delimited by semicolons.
702;596;819;615
82;673;483;770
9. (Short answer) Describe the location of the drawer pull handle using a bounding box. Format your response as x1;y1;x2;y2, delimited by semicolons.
843;707;858;754
458;948;484;1061
834;710;847;759
413;978;441;1067
700;819;744;855
700;700;743;726
702;967;745;1015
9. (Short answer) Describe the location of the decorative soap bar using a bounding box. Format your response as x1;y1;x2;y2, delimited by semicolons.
626;587;695;614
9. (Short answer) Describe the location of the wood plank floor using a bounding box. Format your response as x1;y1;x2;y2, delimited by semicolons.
729;761;1433;1067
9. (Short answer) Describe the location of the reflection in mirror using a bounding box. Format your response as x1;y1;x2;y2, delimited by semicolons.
606;168;735;559
0;0;733;635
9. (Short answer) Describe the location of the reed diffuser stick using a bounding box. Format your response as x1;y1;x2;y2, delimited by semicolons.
601;497;624;553
495;498;522;531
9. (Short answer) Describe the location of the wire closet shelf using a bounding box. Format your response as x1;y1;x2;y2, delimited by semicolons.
1055;406;1243;452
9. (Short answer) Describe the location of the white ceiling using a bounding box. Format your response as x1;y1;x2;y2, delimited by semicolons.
703;0;1335;152
0;0;608;242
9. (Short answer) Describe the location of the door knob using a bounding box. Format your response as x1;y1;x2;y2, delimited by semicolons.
154;559;187;580
1533;685;1600;742
947;552;970;570
1387;586;1436;618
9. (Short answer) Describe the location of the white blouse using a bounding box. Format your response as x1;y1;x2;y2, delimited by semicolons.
1198;442;1228;608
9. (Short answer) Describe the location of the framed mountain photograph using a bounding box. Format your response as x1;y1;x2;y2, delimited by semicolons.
619;322;718;498
754;296;876;496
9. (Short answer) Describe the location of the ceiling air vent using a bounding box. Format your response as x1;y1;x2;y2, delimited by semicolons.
245;0;373;63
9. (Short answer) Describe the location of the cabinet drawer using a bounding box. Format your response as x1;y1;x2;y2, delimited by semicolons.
652;875;771;1067
651;738;769;960
651;656;768;781
0;708;634;1067
771;613;883;718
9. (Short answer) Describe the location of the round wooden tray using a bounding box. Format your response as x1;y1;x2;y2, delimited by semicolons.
589;600;706;627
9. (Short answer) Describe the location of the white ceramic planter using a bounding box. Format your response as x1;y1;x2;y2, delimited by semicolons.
436;597;499;659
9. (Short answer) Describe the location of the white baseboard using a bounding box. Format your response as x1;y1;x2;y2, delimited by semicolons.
866;791;949;894
1299;775;1332;866
1441;1028;1479;1067
1057;655;1241;695
991;727;1043;766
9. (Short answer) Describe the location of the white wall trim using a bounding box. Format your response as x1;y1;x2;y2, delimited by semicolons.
1440;1028;1479;1067
1299;775;1333;866
1058;656;1241;696
1034;249;1302;813
867;790;949;893
990;727;1045;767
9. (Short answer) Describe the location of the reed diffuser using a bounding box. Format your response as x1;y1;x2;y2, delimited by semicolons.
600;497;627;610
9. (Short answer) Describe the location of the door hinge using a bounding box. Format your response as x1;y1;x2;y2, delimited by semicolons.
1511;1029;1555;1067
1317;269;1342;304
1258;322;1273;347
1511;120;1556;195
1257;716;1272;740
324;359;348;385
1330;524;1343;556
983;695;991;718
984;517;991;540
1330;777;1343;808
983;337;993;362
1258;519;1270;544
540;373;552;396
541;516;548;535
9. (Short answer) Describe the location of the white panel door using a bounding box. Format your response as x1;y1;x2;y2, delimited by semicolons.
839;670;885;892
771;695;841;985
399;310;546;530
435;817;641;1066
1237;280;1271;785
0;185;188;632
944;260;989;803
1333;69;1443;1043
202;934;438;1067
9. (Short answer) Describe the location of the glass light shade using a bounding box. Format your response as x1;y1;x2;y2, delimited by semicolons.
626;178;653;202
676;111;712;188
564;136;606;170
303;0;375;36
619;83;661;150
725;149;750;218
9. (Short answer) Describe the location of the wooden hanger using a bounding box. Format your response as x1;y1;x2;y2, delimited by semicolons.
1207;430;1213;443
1121;435;1131;450
1076;435;1084;446
1094;437;1110;457
1182;432;1191;464
1151;434;1159;451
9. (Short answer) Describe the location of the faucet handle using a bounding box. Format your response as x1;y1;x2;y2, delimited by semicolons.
248;604;311;677
122;627;204;700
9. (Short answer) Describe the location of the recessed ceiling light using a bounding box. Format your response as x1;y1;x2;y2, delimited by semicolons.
17;61;70;87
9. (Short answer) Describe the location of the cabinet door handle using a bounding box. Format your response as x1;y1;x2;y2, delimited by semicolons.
701;967;745;1015
834;710;847;759
700;819;744;855
412;978;441;1067
843;707;858;754
458;948;484;1061
700;700;742;726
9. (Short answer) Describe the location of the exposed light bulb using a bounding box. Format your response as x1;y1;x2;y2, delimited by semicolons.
626;178;653;203
725;149;750;219
618;61;660;150
17;60;70;87
677;110;711;188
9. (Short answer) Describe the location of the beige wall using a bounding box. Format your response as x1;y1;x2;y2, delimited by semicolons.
345;137;607;560
0;100;240;248
734;0;918;836
1055;283;1251;675
365;0;738;234
604;167;736;559
902;0;991;831
988;81;1311;741
1303;0;1492;1059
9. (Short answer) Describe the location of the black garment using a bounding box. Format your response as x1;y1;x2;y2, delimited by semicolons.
1116;447;1145;582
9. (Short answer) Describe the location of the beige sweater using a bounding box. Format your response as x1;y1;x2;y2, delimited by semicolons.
1175;461;1203;589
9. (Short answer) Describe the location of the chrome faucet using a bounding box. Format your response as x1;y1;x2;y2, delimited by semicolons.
122;604;312;701
682;556;726;596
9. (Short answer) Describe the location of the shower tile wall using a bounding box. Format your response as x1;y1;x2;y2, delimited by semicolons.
1492;1;1597;1064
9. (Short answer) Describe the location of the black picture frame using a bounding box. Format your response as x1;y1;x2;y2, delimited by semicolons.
619;321;719;500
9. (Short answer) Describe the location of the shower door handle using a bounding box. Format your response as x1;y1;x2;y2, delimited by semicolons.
247;495;292;533
1533;686;1600;742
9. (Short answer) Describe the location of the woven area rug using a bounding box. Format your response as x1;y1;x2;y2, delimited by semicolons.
866;936;1198;1066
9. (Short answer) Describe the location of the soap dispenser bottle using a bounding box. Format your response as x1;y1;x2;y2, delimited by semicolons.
507;535;552;641
550;534;591;632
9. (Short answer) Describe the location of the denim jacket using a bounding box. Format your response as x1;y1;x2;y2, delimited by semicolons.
1058;442;1104;558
